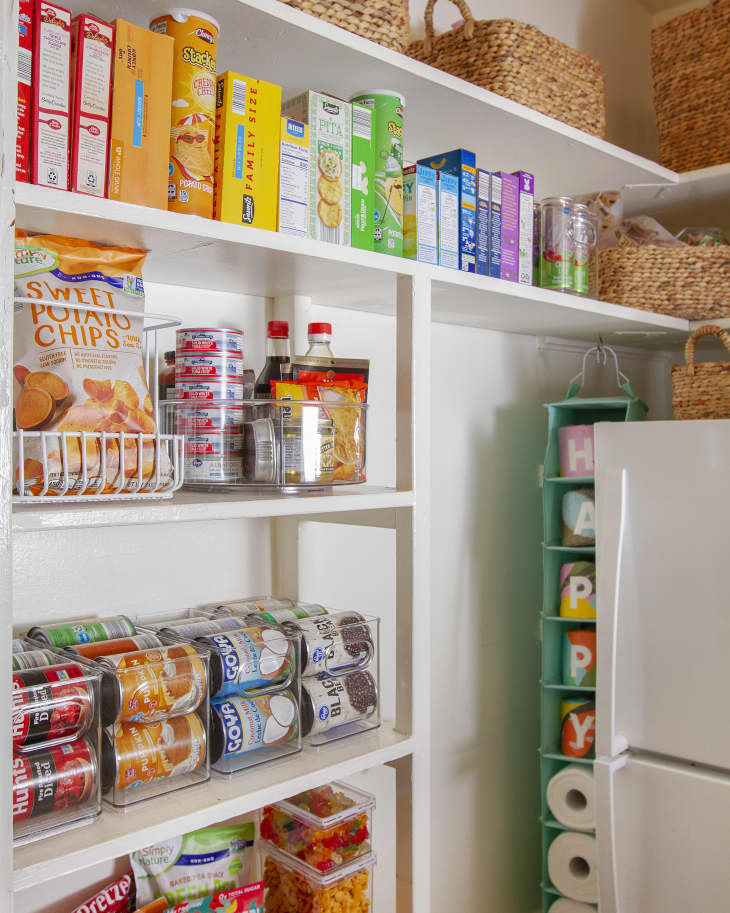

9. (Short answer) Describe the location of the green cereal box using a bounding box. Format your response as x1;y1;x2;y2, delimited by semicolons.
283;91;351;246
351;101;374;251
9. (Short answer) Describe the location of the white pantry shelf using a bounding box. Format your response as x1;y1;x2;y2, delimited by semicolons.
13;725;413;891
12;486;414;532
624;163;730;234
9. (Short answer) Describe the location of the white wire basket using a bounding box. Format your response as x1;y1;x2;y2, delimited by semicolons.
13;298;185;502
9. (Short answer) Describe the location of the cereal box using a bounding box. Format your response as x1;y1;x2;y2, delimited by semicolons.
70;13;113;197
500;171;520;282
214;72;282;230
283;91;352;246
278;116;309;237
403;164;437;263
512;170;535;285
418;149;476;272
476;169;490;276
31;0;72;190
489;172;502;279
108;20;173;209
351;101;374;251
438;171;459;269
16;0;33;183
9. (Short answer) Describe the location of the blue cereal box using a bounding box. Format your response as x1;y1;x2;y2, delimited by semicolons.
403;164;438;263
418;149;476;272
476;169;491;276
438;171;459;269
489;172;502;279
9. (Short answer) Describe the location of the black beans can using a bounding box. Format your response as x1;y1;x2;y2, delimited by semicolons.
281;611;373;678
301;670;378;738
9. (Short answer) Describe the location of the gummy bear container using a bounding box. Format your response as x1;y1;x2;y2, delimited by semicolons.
263;845;375;913
261;781;375;873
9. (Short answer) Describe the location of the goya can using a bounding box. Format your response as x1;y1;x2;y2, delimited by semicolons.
150;10;219;218
67;633;164;661
198;626;295;699
351;91;404;257
210;692;298;761
101;712;206;794
301;670;378;738
13;737;97;821
98;644;206;727
283;611;373;678
539;196;574;292
28;615;136;648
12;664;95;748
176;327;244;357
12;648;56;672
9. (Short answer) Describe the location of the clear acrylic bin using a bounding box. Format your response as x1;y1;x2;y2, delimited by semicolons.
12;643;102;844
261;781;375;873
263;845;375;913
165;399;368;492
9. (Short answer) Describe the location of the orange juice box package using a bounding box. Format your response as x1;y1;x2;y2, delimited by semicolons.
108;20;173;209
150;10;219;218
31;0;72;190
13;230;168;495
70;13;114;197
213;72;282;230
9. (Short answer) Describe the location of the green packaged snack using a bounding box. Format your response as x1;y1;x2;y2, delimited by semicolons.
351;101;374;251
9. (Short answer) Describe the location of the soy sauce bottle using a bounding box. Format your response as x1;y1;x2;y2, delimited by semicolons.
255;320;291;399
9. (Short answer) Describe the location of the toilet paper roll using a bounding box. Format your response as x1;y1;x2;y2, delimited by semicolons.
549;899;597;913
546;764;595;829
547;831;598;903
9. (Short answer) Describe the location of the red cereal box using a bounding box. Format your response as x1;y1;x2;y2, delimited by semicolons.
70;13;114;197
31;0;72;190
16;0;33;182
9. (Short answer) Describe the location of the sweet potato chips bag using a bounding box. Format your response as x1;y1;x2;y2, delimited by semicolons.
13;231;168;494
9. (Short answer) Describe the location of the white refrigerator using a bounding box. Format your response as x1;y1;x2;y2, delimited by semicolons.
594;419;730;912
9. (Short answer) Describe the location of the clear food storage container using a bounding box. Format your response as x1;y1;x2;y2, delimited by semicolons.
12;643;102;844
263;845;375;913
166;399;368;491
261;781;375;873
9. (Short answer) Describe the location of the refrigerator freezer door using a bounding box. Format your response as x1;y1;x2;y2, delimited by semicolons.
595;753;730;913
595;420;730;765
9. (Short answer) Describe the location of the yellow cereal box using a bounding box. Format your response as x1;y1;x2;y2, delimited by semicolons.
213;72;281;230
108;20;173;210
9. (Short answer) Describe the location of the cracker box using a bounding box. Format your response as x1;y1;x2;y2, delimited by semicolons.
418;149;476;272
70;13;113;197
278;116;309;237
403;164;437;263
108;20;173;209
500;171;520;283
214;72;282;230
283;91;352;246
31;0;72;190
512;170;535;285
476;168;490;276
16;0;33;182
351;101;374;251
489;172;502;279
438;171;459;269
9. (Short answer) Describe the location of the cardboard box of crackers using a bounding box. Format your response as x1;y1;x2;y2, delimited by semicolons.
278;116;309;237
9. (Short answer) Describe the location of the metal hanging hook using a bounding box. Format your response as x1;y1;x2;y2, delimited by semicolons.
568;340;631;393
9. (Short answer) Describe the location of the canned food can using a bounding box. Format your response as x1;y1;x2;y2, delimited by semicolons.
13;737;97;822
176;354;245;381
282;417;334;484
284;612;373;678
101;712;206;794
301;670;378;737
570;203;598;297
198;627;296;699
175;404;244;432
28;616;136;648
185;431;243;456
242;418;277;483
12;638;26;653
67;633;164;661
209;692;298;761
99;644;206;727
539;196;574;292
12;648;56;672
176;380;245;401
185;431;244;484
203;597;296;618
12;664;95;748
176;327;245;357
160;616;247;639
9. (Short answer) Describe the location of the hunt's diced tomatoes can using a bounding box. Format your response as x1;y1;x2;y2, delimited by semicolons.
16;0;34;182
12;664;94;748
13;737;96;821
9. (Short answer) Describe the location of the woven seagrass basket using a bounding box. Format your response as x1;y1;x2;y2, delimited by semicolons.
652;0;730;172
277;0;410;52
672;325;730;419
599;245;730;320
407;0;606;137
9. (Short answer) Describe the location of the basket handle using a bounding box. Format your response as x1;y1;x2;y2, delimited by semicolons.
423;0;475;57
684;324;730;376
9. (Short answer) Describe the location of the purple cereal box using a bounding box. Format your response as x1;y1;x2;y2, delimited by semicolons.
500;171;520;283
512;171;535;285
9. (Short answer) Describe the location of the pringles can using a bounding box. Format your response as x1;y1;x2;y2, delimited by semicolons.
150;10;219;218
351;91;404;257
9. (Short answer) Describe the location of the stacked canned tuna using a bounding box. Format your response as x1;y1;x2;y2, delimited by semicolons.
175;328;247;485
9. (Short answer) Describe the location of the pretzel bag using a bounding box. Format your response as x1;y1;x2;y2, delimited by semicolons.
13;231;169;494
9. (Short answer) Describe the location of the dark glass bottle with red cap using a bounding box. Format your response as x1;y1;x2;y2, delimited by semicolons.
255;320;291;399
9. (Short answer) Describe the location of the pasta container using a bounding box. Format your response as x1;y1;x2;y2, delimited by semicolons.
263;845;375;913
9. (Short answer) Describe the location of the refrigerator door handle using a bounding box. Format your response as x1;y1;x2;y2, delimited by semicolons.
596;753;629;913
608;467;629;758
